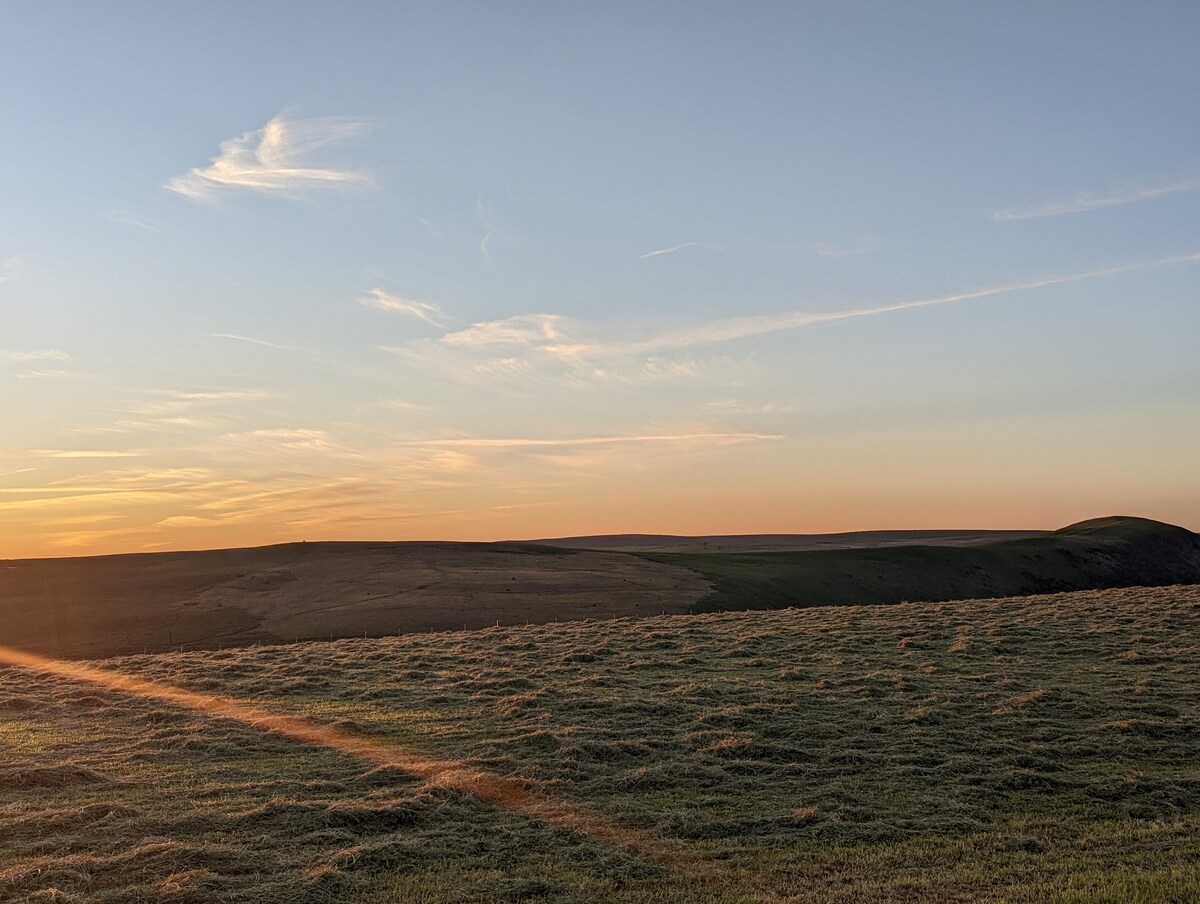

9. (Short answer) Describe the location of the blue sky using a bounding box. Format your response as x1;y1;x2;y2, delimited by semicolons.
2;2;1198;555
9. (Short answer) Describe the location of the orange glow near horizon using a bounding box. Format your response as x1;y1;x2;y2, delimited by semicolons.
2;488;1197;560
3;421;1197;560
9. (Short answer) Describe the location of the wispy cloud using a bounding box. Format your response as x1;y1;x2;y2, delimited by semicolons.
378;398;432;412
638;241;726;260
383;430;783;488
163;389;269;403
0;417;782;553
2;449;140;459
4;349;78;380
361;288;446;326
208;331;393;385
628;250;1200;352
2;349;69;362
704;399;796;414
476;197;507;260
395;431;780;449
106;210;164;233
440;313;566;349
166;114;372;202
233;428;333;450
0;256;24;283
992;176;1200;221
95;387;272;434
209;332;323;356
387;250;1200;390
15;369;80;380
35;468;216;491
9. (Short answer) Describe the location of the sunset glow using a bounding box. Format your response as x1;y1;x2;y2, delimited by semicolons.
4;5;1198;558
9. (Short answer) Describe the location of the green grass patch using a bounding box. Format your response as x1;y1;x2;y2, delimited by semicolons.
646;516;1200;611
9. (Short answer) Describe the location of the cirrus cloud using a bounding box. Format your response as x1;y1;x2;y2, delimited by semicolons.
361;289;446;327
166;114;373;202
992;175;1200;221
382;249;1200;391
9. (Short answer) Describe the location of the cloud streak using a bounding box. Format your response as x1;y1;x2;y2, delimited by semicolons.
15;369;79;380
2;450;140;459
993;176;1200;221
3;349;69;362
395;432;781;449
361;289;446;326
209;332;323;356
0;256;23;283
638;241;725;260
166;114;372;201
388;250;1200;389
440;314;564;348
627;250;1200;352
106;210;164;233
95;388;272;434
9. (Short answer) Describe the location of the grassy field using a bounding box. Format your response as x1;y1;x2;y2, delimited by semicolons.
649;517;1200;612
2;583;1198;902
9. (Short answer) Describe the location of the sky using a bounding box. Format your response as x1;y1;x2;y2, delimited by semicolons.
2;2;1198;558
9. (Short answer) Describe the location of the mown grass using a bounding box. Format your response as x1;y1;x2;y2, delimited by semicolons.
1;584;1198;902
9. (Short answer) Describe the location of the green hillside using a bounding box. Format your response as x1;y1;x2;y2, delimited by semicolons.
647;517;1200;613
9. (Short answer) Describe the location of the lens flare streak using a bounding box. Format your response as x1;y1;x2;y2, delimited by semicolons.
0;644;692;872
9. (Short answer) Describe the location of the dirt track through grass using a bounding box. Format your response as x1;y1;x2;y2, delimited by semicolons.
2;585;1199;902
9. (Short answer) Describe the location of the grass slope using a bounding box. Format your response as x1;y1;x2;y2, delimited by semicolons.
0;541;708;660
2;584;1199;902
649;517;1200;613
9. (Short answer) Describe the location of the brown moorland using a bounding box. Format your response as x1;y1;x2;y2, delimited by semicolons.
0;542;711;660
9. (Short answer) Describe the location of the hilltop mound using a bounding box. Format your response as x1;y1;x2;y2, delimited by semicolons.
651;516;1200;612
1054;514;1194;537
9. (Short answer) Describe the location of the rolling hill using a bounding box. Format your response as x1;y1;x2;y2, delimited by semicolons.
534;528;1044;553
2;517;1196;661
0;542;709;660
646;516;1200;612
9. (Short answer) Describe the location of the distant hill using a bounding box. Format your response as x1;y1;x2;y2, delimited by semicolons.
645;516;1200;612
531;528;1045;553
4;517;1194;660
0;541;708;660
